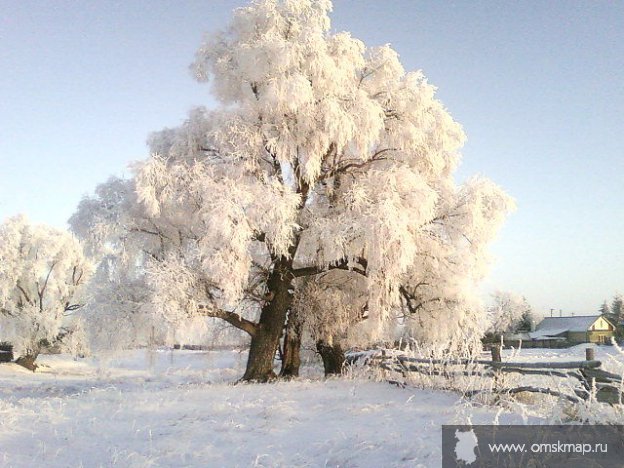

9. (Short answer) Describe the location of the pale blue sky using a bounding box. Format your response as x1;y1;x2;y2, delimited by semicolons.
1;1;622;315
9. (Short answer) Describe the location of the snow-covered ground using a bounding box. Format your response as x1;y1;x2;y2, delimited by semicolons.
0;349;537;468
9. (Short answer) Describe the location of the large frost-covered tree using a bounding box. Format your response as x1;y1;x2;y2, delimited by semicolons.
74;0;513;381
0;215;92;368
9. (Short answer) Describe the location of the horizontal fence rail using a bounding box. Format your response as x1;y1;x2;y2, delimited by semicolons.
353;347;623;405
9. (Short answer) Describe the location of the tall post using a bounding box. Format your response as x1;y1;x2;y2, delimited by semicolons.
586;347;595;361
490;345;502;400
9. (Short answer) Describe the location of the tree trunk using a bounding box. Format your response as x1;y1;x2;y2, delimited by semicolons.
280;310;302;378
317;338;345;376
16;351;39;372
242;258;294;382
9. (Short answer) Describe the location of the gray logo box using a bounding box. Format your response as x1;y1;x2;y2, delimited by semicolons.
442;425;624;467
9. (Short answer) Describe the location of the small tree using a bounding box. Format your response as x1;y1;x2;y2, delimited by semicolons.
56;318;90;359
486;291;532;337
517;308;535;332
599;300;610;315
611;294;624;320
0;215;92;369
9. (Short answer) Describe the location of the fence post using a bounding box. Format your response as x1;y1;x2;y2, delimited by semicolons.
586;347;595;361
490;346;502;399
380;349;387;380
491;346;502;363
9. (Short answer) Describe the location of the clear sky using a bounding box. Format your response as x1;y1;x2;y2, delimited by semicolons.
1;1;622;316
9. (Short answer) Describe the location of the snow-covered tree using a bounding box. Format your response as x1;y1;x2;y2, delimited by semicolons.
397;177;514;354
486;291;532;336
74;0;513;381
611;294;624;320
70;175;251;352
81;255;155;351
0;215;92;368
69;177;157;350
55;317;90;359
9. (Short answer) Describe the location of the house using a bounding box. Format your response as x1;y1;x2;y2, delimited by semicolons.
502;314;616;348
531;315;615;345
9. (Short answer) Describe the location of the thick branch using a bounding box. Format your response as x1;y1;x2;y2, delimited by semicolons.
64;303;84;312
197;305;258;337
71;265;85;286
399;285;440;315
16;283;32;305
320;147;395;182
38;262;57;312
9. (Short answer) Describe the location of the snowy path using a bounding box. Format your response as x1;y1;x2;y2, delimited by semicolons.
0;350;532;467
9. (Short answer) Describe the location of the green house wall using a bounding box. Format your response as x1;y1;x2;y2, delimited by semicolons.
566;330;614;344
567;332;588;343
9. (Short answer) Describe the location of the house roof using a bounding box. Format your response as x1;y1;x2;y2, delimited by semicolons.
531;315;610;339
504;331;567;342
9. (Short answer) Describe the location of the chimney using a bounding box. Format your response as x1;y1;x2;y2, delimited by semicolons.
559;309;562;317
530;319;536;332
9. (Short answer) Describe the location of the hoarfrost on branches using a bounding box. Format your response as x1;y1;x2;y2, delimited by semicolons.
487;291;533;335
0;215;93;359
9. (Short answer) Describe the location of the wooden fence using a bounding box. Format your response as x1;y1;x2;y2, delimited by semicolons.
357;347;623;405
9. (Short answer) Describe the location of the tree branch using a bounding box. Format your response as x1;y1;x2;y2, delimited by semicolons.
196;305;258;337
0;307;15;317
16;283;32;305
63;302;84;316
292;257;368;278
38;262;57;311
129;227;169;239
320;147;395;182
399;285;441;315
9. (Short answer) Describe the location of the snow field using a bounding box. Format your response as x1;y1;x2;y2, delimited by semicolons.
0;349;534;467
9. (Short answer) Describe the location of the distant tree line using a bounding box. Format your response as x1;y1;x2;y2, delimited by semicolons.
600;294;624;338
